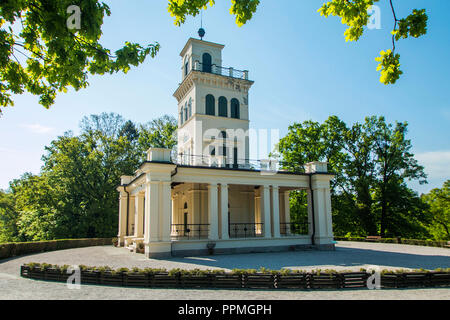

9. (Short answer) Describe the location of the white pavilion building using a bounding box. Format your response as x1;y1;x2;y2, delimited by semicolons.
117;34;335;258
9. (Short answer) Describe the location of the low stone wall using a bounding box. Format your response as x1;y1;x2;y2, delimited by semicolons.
20;263;450;290
334;237;449;248
0;238;114;260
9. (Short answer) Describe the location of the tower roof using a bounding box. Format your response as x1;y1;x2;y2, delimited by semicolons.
179;37;225;57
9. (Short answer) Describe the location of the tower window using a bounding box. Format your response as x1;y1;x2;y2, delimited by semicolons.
218;96;227;117
220;131;227;158
184;59;189;77
205;94;215;116
202;53;212;73
231;98;240;119
184;102;188;121
188;98;192;118
180;108;184;125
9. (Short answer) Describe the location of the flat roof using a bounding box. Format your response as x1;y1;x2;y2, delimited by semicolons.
180;37;225;57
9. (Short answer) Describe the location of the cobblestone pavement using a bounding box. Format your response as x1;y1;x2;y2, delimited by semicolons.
1;241;449;300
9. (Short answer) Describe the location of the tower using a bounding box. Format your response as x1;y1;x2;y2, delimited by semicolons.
173;34;254;168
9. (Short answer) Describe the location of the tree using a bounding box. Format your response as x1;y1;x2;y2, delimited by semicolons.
37;114;142;238
0;1;159;114
0;188;18;242
366;116;427;236
168;0;260;27
2;113;177;242
168;0;428;85
9;172;58;241
277;115;429;238
319;1;427;84
342;121;378;235
138;115;178;160
422;181;450;240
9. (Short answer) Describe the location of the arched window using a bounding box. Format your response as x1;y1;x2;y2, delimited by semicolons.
180;107;184;125
205;94;215;116
184;58;189;77
188;98;192;118
184;102;188;121
231;98;240;119
218;96;227;117
202;53;212;73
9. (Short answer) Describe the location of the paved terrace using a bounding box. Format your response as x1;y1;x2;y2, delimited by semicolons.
0;241;449;300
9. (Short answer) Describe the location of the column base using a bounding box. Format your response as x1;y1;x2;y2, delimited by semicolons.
118;235;125;247
313;236;335;246
144;241;172;259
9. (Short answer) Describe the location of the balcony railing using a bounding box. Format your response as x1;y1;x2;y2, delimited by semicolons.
280;222;310;236
171;224;209;240
174;154;280;173
192;61;249;80
229;223;264;238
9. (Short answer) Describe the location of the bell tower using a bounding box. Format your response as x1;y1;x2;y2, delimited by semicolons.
173;31;254;168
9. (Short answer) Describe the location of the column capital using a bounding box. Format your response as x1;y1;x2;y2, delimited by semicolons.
208;183;218;189
119;192;128;199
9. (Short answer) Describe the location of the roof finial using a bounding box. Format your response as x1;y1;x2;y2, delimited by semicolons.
198;9;205;40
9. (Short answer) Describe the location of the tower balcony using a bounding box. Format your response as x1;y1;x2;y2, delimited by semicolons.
191;60;250;81
174;153;280;173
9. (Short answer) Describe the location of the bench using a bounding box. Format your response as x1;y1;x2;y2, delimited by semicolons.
365;236;381;242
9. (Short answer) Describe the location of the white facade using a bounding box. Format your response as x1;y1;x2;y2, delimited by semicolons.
175;38;252;168
117;37;335;258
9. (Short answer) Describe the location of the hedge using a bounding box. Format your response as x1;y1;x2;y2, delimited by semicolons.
0;238;114;260
334;236;449;248
20;263;450;290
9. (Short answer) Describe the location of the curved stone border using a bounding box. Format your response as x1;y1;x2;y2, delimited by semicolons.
20;264;450;290
334;237;449;248
0;238;114;260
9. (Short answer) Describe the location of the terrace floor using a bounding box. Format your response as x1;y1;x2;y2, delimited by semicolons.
0;241;449;300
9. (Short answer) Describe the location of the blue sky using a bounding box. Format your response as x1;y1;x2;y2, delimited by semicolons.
1;0;449;194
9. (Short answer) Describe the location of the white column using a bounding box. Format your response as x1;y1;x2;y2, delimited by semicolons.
208;183;219;240
134;193;144;238
272;186;280;238
312;187;333;243
128;195;135;236
118;192;128;245
283;191;291;235
161;181;172;242
144;181;160;243
284;191;291;224
306;189;314;237
171;194;177;235
308;182;334;246
220;183;229;240
261;185;271;238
